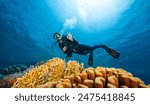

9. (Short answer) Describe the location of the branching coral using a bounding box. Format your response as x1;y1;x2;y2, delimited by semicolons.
12;58;150;88
12;58;83;88
12;58;66;88
63;61;84;76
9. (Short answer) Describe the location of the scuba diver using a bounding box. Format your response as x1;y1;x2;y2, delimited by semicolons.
51;32;120;66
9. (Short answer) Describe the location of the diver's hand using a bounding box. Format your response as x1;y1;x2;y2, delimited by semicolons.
63;46;67;52
67;32;73;41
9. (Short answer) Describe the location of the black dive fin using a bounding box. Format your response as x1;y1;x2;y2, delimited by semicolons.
88;52;93;66
103;46;120;59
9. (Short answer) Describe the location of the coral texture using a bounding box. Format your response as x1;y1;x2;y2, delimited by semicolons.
12;58;66;88
0;74;19;88
12;58;150;88
0;64;28;75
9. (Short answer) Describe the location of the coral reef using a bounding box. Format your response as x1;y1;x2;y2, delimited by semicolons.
0;74;20;88
12;58;66;88
0;64;28;75
63;61;84;76
0;64;28;88
0;62;45;88
12;58;150;88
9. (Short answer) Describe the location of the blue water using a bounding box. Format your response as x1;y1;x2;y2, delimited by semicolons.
0;0;150;83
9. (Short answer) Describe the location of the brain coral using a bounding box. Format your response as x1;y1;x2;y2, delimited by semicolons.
12;58;150;88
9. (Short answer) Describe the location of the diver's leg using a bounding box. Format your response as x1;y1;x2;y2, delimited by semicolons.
73;44;93;55
88;51;93;66
92;45;106;50
92;45;120;59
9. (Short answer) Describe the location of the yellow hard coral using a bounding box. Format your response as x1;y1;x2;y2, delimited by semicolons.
94;77;104;88
86;67;95;80
13;58;66;88
108;75;119;88
38;66;149;88
12;58;149;88
64;61;83;76
95;67;107;79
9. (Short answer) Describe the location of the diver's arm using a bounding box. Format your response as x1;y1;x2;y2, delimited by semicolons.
66;34;79;44
62;46;73;58
66;32;74;41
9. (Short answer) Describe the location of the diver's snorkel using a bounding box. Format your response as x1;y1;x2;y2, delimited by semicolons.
51;32;62;48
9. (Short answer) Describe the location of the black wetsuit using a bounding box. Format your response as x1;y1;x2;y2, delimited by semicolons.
58;35;78;58
55;35;120;66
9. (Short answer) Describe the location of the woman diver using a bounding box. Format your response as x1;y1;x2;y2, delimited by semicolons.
51;32;120;66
